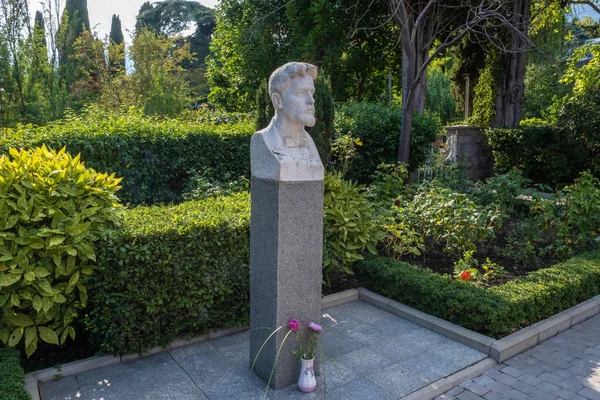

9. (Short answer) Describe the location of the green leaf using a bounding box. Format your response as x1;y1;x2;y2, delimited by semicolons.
76;243;96;261
52;254;62;268
41;297;53;313
77;283;88;305
34;267;51;278
68;271;80;288
53;293;67;304
38;326;59;345
0;292;9;307
6;313;34;327
37;279;54;295
0;327;9;344
32;296;43;312
49;236;66;247
25;336;38;358
8;327;23;346
25;326;38;348
24;271;36;282
0;273;21;287
66;247;77;256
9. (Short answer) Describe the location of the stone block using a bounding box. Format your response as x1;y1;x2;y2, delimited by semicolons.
490;328;539;363
568;295;600;326
322;289;359;308
250;178;323;389
534;312;572;343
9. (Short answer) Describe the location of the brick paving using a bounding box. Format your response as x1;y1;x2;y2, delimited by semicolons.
437;314;600;400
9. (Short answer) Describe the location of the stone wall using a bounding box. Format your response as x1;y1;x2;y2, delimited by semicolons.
445;125;494;181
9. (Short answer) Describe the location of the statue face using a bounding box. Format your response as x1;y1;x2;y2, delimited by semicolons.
279;75;316;127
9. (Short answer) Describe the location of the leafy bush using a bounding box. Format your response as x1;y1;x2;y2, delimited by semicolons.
323;172;382;286
556;87;600;174
85;193;251;354
0;347;30;400
334;102;440;181
0;146;122;357
484;123;589;186
384;181;502;260
470;167;532;217
356;251;600;338
0;106;254;205
505;171;600;267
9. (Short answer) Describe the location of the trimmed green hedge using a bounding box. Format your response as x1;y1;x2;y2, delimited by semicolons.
0;347;30;400
0;107;254;205
484;123;589;186
335;103;440;182
84;192;251;354
356;251;600;338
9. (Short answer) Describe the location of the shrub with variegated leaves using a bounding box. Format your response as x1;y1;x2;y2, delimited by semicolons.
0;146;122;357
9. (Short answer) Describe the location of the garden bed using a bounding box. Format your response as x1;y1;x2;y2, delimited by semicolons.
355;251;600;338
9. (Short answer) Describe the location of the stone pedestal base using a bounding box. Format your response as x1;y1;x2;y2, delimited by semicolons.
249;178;323;389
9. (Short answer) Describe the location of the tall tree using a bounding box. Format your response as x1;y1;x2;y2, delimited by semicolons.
207;0;401;111
0;0;31;118
58;0;91;89
108;14;125;73
135;0;216;68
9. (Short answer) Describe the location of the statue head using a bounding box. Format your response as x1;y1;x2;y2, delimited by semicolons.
268;62;318;128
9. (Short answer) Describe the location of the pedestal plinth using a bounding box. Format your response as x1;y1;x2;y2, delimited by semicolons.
249;178;323;389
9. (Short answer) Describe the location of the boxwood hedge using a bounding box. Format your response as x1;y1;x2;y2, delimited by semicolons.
0;347;30;400
0;107;253;205
84;192;251;354
355;251;600;338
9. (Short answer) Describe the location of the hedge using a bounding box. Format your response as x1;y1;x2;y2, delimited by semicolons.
484;123;590;186
355;251;600;338
0;107;254;205
84;192;251;354
0;347;30;400
334;102;441;182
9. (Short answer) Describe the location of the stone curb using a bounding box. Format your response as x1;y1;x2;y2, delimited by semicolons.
321;288;359;308
23;292;348;399
401;358;498;400
358;288;600;364
489;294;600;362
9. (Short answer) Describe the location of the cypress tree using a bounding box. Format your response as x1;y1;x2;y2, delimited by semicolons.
109;15;124;45
34;11;47;47
108;14;125;73
58;0;91;88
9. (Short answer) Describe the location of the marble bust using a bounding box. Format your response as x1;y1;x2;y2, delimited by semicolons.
250;62;324;181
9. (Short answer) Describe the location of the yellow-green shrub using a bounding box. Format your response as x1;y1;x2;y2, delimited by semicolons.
0;146;122;357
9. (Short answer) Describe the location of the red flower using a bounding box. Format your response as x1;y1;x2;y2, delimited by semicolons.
516;165;521;170
288;319;300;333
460;270;471;281
394;199;401;207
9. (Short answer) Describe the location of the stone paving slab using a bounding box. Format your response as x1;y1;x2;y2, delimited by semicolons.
437;314;600;400
39;300;487;399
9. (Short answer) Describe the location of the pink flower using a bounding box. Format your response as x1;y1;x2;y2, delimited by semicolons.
288;319;300;333
307;322;322;332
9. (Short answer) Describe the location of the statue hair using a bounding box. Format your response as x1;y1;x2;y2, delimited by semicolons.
268;62;317;99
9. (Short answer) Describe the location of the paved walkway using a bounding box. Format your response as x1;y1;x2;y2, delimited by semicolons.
437;314;600;400
37;301;600;400
39;300;487;400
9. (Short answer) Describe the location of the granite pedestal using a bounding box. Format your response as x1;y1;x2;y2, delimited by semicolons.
249;178;323;389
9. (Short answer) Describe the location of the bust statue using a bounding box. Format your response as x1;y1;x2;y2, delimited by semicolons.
251;62;325;181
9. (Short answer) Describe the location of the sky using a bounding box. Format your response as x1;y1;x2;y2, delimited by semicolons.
26;0;598;45
27;0;218;44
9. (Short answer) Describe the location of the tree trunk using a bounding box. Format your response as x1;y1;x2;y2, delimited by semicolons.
492;0;530;127
398;45;415;163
